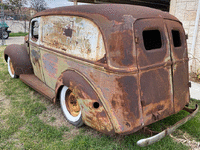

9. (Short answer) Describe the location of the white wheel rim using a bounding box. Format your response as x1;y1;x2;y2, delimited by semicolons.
60;86;81;122
7;57;15;78
3;31;8;39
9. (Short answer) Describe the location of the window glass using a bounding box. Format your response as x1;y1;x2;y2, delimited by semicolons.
31;21;39;40
142;30;162;50
172;30;181;47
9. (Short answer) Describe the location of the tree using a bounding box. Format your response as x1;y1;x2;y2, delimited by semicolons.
31;0;47;12
5;0;27;14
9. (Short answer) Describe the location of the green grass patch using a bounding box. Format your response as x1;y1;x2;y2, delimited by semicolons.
68;133;188;150
10;32;28;37
0;46;199;149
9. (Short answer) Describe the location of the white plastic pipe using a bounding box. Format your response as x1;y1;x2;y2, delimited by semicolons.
190;0;200;72
74;0;78;5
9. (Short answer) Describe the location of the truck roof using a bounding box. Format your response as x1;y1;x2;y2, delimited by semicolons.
33;4;178;22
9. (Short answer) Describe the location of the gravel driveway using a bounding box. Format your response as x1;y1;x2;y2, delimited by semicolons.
0;36;25;45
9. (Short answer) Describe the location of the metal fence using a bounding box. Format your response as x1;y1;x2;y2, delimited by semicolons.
0;9;30;45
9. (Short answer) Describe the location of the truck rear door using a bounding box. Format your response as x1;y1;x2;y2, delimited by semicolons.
134;18;174;125
165;20;190;113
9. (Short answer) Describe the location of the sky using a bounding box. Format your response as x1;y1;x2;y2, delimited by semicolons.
45;0;76;8
3;0;87;8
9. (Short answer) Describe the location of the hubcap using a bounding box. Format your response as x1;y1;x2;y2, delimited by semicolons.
3;32;8;39
65;91;80;117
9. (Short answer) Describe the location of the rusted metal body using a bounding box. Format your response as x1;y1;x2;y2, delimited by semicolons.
4;4;195;145
4;44;33;75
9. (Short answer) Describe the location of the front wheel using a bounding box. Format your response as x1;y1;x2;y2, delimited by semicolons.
3;31;9;39
7;57;18;78
60;86;83;127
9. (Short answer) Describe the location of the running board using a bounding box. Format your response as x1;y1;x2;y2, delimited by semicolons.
20;74;55;101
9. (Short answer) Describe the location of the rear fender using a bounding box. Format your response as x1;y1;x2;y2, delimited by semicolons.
4;44;33;76
55;70;114;134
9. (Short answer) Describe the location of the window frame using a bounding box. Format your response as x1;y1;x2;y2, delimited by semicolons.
141;27;165;53
29;17;40;44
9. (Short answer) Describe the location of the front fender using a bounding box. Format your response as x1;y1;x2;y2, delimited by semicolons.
4;44;33;76
55;70;115;135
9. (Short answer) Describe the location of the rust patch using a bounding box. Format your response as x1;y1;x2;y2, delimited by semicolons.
173;62;190;113
63;27;73;37
108;30;135;68
116;76;140;120
4;44;33;75
140;68;171;106
79;98;114;134
31;49;40;64
56;71;114;134
89;72;98;83
42;53;58;79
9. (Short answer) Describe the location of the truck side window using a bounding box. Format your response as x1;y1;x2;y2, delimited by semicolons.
142;30;162;50
172;30;181;47
31;21;39;40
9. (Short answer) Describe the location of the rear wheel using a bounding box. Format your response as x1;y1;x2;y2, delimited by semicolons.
60;86;83;127
7;57;18;78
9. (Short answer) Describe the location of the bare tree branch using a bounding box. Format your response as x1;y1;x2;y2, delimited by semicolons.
5;0;27;14
31;0;47;12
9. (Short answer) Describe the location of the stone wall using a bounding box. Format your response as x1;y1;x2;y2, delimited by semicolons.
170;0;200;73
5;20;29;33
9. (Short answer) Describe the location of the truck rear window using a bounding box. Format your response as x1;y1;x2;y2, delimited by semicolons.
172;30;181;47
142;30;162;50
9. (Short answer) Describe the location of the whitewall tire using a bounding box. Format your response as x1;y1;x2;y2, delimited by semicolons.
60;86;83;127
7;57;18;78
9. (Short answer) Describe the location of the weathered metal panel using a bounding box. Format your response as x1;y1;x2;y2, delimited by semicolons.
40;16;106;62
29;17;45;82
107;15;137;70
4;44;33;75
140;67;174;125
134;19;171;67
39;39;142;134
134;18;174;126
165;20;190;113
172;62;190;112
40;50;59;89
30;43;45;82
51;54;142;134
55;70;115;134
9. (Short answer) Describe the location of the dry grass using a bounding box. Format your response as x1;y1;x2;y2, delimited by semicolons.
170;133;200;150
